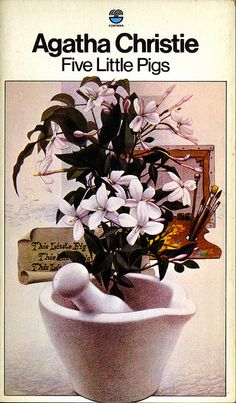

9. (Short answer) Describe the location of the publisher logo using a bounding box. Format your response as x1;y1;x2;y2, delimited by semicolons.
109;9;123;24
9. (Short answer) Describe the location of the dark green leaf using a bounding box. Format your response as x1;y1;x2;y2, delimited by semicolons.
163;201;185;210
161;164;180;178
117;275;134;288
101;267;112;290
80;76;102;88
98;104;121;146
129;248;145;269
13;141;39;195
158;256;169;280
27;124;49;140
84;230;104;254
143;151;163;163
183;260;200;269
113;79;130;94
110;283;124;300
154;188;172;202
47;107;87;143
144;137;154;143
116;252;129;270
41;105;61;121
51;93;75;107
66;167;90;180
124;157;145;177
100;227;120;239
57;251;86;264
174;263;185;273
148;164;158;185
92;253;113;274
73;187;87;209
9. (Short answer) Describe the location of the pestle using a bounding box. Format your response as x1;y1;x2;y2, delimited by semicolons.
53;263;133;314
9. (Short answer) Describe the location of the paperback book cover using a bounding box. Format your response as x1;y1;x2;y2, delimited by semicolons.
0;1;235;402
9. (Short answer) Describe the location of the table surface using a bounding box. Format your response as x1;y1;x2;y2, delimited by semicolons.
4;203;225;401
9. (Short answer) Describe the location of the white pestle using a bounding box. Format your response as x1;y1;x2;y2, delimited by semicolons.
53;263;133;314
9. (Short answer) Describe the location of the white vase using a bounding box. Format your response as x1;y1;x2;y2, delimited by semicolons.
39;273;196;403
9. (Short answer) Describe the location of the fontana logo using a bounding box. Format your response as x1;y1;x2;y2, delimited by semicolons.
109;9;124;26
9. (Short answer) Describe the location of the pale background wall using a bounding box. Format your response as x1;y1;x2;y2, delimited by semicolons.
5;81;225;397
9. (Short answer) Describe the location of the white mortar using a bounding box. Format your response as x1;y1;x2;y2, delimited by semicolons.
39;273;196;403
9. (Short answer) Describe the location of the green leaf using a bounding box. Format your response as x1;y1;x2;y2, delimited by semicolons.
110;283;124;300
158;256;169;280
144;137;154;143
116;252;129;271
174;263;185;273
51;93;75;107
154;188;172;202
117;275;134;288
183;260;200;269
41;105;61;121
73;187;87;209
13;140;40;195
66;167;90;180
117;116;134;154
113;79;130;94
148;164;158;185
27;124;49;140
93;253;112;273
98;104;121;146
57;251;86;264
80;76;102;88
143;151;164;163
129;248;145;269
161;164;180;178
48;107;88;142
101;267;112;290
84;230;104;254
163;201;185;210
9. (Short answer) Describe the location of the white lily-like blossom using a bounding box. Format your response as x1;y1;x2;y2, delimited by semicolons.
119;201;164;246
129;98;160;132
101;170;137;199
36;122;69;192
126;179;162;219
37;122;69;175
171;109;198;144
80;84;115;112
162;172;196;206
58;199;89;241
80;183;125;230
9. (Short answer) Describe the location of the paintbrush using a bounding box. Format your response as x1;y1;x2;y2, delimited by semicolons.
189;185;219;240
194;201;221;239
188;196;205;239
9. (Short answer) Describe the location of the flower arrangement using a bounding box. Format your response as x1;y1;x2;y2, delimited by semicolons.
14;77;204;299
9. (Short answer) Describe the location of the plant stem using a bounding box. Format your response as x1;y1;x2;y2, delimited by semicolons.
33;168;69;176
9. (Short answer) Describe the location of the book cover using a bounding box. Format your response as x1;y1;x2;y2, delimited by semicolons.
1;0;235;402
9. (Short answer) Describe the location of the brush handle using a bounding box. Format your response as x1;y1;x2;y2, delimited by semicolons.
53;263;133;314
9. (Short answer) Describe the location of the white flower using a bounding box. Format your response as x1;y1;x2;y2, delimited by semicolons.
119;201;164;246
129;98;160;132
58;199;89;241
126;179;162;219
47;122;69;153
37;122;69;176
80;84;115;112
171;109;198;144
162;172;196;206
80;183;125;230
101;170;137;199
